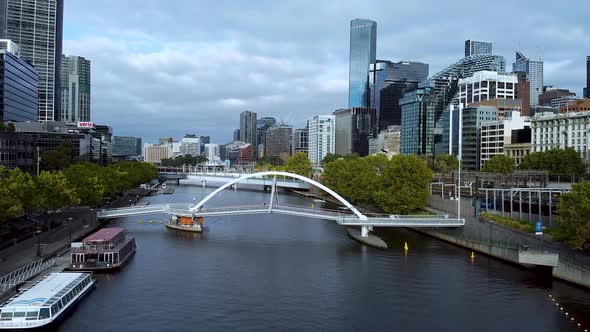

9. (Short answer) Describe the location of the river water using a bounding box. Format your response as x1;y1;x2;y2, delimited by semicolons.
57;184;589;331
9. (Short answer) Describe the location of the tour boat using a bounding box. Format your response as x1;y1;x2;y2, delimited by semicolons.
166;215;203;233
69;227;136;271
0;272;95;330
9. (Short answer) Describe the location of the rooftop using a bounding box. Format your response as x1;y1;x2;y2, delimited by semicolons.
1;273;88;309
83;227;125;243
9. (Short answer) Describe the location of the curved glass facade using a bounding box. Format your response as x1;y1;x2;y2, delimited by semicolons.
348;19;376;108
0;51;38;122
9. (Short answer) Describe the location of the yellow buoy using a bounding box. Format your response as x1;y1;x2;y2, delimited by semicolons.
471;252;475;260
404;242;409;251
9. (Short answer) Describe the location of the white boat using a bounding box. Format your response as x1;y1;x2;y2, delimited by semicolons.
0;272;95;329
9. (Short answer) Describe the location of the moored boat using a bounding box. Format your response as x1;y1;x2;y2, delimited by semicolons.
166;215;203;233
0;272;95;330
69;227;136;271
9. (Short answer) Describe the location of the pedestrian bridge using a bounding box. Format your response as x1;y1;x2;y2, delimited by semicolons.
100;171;464;237
159;171;309;189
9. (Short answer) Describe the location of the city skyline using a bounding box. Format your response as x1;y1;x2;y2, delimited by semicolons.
61;0;589;143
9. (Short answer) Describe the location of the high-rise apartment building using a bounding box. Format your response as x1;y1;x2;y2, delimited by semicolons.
264;124;292;161
349;19;376;108
61;55;91;122
334;107;377;157
458;71;518;107
0;45;38;122
307;115;335;164
144;144;170;164
513;51;543;108
0;0;64;122
464;40;492;57
292;127;308;155
180;134;200;156
256;116;276;153
239;110;257;158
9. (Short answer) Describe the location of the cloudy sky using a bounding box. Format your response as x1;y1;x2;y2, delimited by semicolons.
63;0;590;144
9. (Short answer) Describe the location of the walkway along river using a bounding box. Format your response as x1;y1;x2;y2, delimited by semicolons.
56;184;590;332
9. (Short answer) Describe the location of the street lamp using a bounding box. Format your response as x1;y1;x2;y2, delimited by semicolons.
68;217;73;240
36;229;42;257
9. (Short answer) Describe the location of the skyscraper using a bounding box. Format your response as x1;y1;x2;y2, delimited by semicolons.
292;127;309;155
585;56;589;99
0;0;64;122
264;124;293;162
334;107;377;157
369;60;429;130
464;40;492;57
256;116;276;154
61;55;91;123
239;110;258;158
400;88;436;156
0;42;38;122
348;19;376;108
513;51;543;107
308;115;335;164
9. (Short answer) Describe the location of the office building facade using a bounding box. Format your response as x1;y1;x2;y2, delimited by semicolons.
112;136;142;160
292;127;308;155
400;88;436;156
204;143;220;161
61;55;90;122
264;124;292;161
1;0;63;122
144;144;170;164
334;107;377;157
464;40;492;57
531;111;590;161
0;48;38;122
239;110;257;158
513;51;543;108
180;134;200;156
349;19;376;108
480;111;528;168
307;115;335;164
256;116;276;153
0;131;34;173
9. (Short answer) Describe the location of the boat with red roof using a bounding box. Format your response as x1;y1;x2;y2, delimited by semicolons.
68;227;136;271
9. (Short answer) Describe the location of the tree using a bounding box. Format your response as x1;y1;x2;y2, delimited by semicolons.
285;152;312;177
62;163;106;207
36;171;79;211
321;153;359;164
160;155;207;167
6;123;15;132
41;142;78;171
257;156;284;167
373;155;432;214
482;155;514;173
557;182;590;250
520;148;586;176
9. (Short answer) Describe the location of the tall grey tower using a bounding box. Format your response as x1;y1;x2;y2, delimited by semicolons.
239;110;258;159
0;0;64;122
348;19;376;108
585;56;589;99
61;55;91;122
464;40;492;57
513;51;544;107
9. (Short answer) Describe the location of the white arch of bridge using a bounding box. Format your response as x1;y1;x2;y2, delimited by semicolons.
190;171;367;220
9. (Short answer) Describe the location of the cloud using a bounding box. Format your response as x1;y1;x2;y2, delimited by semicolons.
62;0;590;143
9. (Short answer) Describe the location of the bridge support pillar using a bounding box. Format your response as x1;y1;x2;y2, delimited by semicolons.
201;180;206;188
361;225;370;237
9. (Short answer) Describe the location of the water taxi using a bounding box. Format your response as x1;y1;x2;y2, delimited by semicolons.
166;215;203;232
69;227;136;271
0;272;95;330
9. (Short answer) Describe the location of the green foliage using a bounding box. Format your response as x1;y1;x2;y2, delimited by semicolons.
479;212;535;233
36;171;80;211
321;153;359;164
418;154;459;173
481;155;515;173
285;152;312;177
6;123;15;132
160;155;207;167
520;148;586;176
62;163;106;207
322;154;432;214
257;156;285;167
41;142;78;171
557;182;590;250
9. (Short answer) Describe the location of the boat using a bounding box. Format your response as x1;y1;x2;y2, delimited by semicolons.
68;227;136;271
166;215;203;233
0;272;95;330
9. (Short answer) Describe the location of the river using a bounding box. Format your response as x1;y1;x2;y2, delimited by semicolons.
56;183;589;331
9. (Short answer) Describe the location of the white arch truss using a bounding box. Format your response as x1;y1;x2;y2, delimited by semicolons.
190;171;367;220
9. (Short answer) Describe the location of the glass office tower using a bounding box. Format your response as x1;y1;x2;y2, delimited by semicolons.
239;110;258;159
513;51;543;107
348;19;376;108
0;49;38;122
0;0;63;122
61;55;91;122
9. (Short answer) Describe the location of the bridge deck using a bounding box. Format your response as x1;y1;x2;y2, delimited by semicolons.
97;204;464;227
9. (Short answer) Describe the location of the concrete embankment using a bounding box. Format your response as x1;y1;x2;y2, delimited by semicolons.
424;196;590;288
